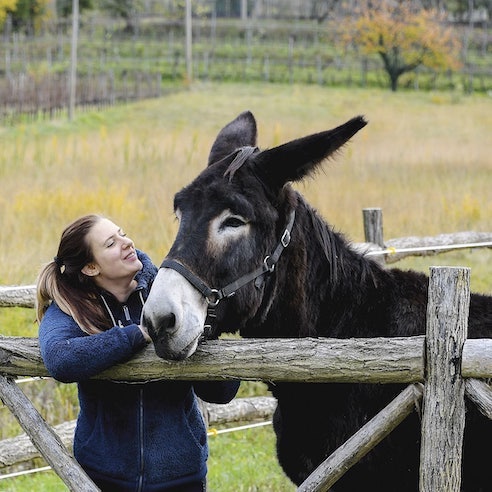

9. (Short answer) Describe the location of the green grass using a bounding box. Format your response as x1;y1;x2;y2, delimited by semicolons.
1;469;64;492
208;425;296;491
0;82;491;490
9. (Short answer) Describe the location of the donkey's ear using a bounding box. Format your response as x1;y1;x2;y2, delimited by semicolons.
251;116;367;188
208;111;257;166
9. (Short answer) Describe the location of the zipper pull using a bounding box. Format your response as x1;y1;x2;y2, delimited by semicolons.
122;304;131;323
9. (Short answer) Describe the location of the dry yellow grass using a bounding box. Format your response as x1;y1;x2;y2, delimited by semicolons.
0;83;491;292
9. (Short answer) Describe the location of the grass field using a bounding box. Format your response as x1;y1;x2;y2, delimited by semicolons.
0;82;491;490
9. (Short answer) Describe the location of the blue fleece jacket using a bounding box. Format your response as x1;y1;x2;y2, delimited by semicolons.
38;250;240;491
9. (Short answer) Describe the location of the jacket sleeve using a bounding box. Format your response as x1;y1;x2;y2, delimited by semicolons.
38;303;148;383
193;380;241;404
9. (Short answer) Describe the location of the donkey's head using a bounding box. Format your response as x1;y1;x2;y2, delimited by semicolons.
142;111;367;360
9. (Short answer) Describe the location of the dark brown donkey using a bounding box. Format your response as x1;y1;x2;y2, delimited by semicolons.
142;111;491;491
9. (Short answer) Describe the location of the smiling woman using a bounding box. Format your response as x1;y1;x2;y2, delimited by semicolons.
36;214;148;335
35;213;240;491
80;218;143;303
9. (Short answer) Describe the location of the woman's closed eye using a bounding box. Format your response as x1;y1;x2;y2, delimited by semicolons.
105;230;127;248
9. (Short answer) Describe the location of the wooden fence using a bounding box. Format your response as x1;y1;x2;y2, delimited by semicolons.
0;71;164;124
1;214;492;491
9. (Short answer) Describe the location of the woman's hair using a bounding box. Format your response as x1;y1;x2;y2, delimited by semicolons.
36;214;113;334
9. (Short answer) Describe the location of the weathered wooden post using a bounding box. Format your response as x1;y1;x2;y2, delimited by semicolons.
419;266;470;491
0;375;99;491
363;207;385;265
68;0;79;121
362;207;384;248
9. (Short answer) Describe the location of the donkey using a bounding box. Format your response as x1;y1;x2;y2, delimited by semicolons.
142;111;491;490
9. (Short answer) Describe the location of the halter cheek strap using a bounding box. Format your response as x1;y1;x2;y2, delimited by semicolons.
160;258;217;304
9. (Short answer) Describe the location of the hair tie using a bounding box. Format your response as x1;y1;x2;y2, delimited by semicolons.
54;256;66;273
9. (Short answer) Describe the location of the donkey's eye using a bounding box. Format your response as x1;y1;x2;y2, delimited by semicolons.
222;216;246;229
209;211;250;250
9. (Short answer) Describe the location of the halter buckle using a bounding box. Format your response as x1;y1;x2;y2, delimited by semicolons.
281;229;291;248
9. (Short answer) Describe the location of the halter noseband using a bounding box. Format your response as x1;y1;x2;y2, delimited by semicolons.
160;209;296;331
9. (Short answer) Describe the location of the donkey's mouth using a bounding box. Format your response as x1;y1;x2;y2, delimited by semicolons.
153;333;200;361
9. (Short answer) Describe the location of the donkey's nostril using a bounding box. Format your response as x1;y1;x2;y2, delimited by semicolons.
161;313;176;330
143;312;176;340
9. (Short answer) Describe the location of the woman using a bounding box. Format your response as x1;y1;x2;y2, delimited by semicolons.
37;214;240;492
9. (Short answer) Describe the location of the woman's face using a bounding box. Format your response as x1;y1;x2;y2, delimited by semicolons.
83;218;143;285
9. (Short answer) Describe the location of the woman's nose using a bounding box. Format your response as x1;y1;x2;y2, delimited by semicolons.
123;236;134;248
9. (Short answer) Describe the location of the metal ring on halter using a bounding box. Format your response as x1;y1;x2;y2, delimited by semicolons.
206;289;221;307
264;255;275;273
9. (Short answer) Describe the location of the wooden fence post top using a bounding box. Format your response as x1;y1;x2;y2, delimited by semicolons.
362;207;384;249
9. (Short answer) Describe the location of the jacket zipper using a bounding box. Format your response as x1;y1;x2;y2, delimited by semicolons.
137;387;144;492
122;304;131;324
100;290;145;328
99;291;147;490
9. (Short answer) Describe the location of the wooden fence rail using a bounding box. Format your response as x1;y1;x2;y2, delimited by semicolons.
1;334;492;383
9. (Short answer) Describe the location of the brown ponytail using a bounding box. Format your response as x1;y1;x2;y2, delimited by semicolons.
36;215;113;334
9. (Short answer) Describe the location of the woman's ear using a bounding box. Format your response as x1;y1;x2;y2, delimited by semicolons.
82;263;99;277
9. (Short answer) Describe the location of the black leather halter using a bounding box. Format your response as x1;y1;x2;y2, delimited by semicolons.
160;209;296;331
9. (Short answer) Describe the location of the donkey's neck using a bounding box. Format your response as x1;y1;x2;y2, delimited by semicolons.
262;197;388;338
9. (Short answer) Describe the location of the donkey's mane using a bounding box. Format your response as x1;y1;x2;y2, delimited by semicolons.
296;192;381;299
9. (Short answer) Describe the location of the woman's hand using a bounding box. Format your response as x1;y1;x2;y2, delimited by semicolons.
139;325;152;343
